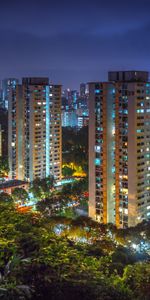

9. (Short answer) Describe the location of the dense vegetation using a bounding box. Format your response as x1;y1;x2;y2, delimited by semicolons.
0;157;9;178
0;191;150;300
0;127;150;299
62;127;88;175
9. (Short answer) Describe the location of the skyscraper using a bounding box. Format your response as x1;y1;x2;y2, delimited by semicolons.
8;77;62;182
89;71;150;228
61;110;78;127
80;83;86;97
2;78;19;109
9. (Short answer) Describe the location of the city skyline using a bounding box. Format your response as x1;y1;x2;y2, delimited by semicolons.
0;1;150;297
1;0;150;88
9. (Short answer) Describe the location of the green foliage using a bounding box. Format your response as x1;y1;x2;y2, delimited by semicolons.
0;194;150;299
61;177;88;197
0;157;9;178
12;188;28;204
62;127;88;174
0;192;13;203
30;175;55;199
61;183;72;196
62;166;75;177
72;177;88;194
123;263;150;299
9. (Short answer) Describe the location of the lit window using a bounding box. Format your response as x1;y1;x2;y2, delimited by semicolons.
95;158;101;166
95;89;100;94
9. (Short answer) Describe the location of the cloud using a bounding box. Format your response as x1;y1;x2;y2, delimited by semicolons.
0;0;150;36
0;0;150;87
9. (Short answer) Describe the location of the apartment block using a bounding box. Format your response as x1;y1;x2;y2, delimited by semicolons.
89;71;150;227
8;78;62;182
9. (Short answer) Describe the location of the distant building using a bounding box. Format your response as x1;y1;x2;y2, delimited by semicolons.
62;110;78;127
62;89;79;110
68;90;78;109
8;77;62;182
2;78;19;109
89;71;150;228
61;85;89;129
78;83;89;110
80;83;86;97
61;96;69;111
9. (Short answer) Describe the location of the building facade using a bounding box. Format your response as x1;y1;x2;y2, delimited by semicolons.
8;77;62;182
89;71;150;228
61;110;78;127
80;83;86;97
0;125;2;157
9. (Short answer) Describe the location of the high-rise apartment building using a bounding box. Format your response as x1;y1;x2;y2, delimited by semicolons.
89;71;150;228
8;77;62;182
0;125;2;157
0;107;8;157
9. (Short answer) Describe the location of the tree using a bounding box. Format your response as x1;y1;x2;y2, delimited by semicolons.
62;127;88;176
0;192;149;300
62;166;75;177
29;178;43;199
36;197;57;216
0;192;13;204
36;195;71;217
12;188;28;205
71;177;88;195
40;176;55;196
0;157;9;178
61;183;72;197
123;263;150;299
30;176;55;199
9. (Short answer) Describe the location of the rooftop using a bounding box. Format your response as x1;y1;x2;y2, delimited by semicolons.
0;180;28;189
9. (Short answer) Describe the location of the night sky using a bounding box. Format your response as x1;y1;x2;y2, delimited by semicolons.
1;0;150;89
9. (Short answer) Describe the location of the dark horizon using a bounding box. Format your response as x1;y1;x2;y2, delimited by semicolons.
1;0;150;88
